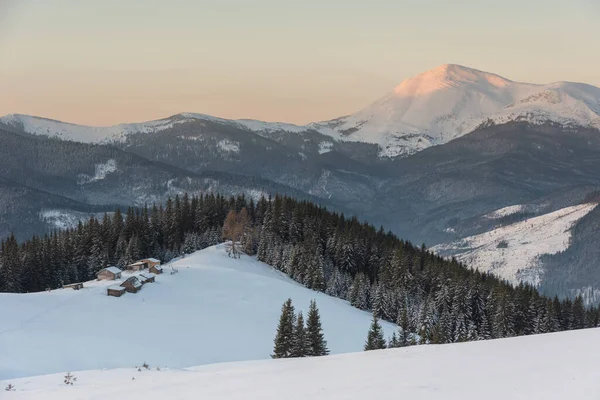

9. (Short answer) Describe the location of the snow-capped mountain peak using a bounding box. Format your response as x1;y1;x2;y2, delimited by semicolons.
392;64;513;96
317;64;600;157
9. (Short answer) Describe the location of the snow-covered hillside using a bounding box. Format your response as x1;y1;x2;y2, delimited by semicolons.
39;209;107;230
3;327;599;399
433;203;598;286
0;112;310;144
0;114;191;143
0;244;395;380
3;64;599;157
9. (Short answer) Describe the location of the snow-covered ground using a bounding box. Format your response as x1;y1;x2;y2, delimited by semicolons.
39;210;104;230
318;141;334;154
217;139;240;154
3;64;599;158
433;203;597;286
77;159;118;184
483;204;526;219
3;327;599;399
0;114;188;143
0;244;395;380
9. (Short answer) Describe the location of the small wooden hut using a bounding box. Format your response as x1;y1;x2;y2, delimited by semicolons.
120;276;143;293
97;267;123;281
63;282;84;290
107;285;126;297
149;264;163;274
138;273;156;284
140;258;161;269
126;261;146;272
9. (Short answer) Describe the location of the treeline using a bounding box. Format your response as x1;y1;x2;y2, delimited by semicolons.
1;193;599;346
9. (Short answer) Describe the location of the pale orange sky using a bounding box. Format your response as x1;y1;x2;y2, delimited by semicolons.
1;0;599;126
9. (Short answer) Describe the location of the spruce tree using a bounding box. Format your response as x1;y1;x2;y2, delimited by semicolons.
397;304;410;347
364;313;387;350
306;300;329;356
290;311;308;357
272;298;296;358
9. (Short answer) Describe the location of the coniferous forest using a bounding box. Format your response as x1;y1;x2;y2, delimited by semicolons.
1;193;599;346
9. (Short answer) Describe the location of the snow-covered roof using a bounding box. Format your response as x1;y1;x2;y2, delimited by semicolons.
101;267;122;274
151;265;163;271
143;258;161;263
107;285;125;291
128;261;146;266
121;276;143;288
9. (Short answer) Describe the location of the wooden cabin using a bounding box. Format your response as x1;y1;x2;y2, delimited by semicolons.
120;276;143;293
149;264;163;274
97;266;123;281
107;285;126;297
138;273;156;284
63;282;84;290
141;258;161;268
126;261;146;272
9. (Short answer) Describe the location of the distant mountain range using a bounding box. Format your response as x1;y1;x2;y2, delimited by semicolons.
2;64;600;303
3;64;600;157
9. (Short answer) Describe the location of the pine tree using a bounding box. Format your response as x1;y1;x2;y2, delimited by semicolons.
572;296;586;329
306;300;329;356
290;311;308;357
364;312;387;350
272;298;296;359
396;300;412;347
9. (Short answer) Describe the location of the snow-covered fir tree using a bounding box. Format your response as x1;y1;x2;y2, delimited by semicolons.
306;300;329;356
272;298;296;359
290;311;309;358
364;312;387;351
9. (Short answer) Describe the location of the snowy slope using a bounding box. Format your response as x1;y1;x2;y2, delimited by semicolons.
3;64;599;156
0;112;310;144
3;327;599;399
0;114;192;143
0;244;396;380
315;64;600;157
432;203;598;286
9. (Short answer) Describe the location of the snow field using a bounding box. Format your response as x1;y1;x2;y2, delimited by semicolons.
0;244;396;380
3;327;599;399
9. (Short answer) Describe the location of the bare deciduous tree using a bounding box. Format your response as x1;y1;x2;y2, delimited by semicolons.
222;208;252;258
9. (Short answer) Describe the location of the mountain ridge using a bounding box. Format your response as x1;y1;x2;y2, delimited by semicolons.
3;64;600;157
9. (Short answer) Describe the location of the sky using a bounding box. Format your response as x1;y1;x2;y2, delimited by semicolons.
0;0;599;126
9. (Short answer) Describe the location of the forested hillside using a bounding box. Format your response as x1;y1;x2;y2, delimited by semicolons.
0;194;598;345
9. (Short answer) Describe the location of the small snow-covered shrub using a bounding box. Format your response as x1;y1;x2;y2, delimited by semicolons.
64;372;77;385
